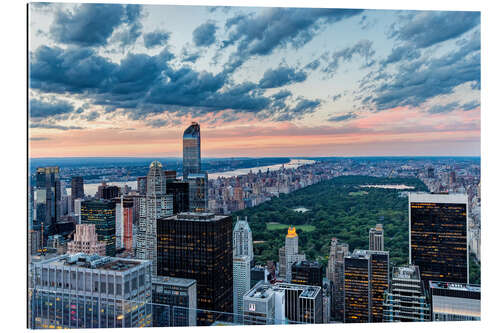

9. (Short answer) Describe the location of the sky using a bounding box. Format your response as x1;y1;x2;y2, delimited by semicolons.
28;2;481;158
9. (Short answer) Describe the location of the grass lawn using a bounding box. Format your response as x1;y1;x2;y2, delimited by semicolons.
266;223;316;232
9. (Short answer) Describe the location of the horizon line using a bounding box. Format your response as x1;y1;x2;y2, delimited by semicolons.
29;155;481;160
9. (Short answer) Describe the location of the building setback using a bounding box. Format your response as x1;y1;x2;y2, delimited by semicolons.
383;265;430;322
409;193;469;285
157;212;233;325
429;281;480;321
29;253;152;329
67;224;106;256
152;276;197;327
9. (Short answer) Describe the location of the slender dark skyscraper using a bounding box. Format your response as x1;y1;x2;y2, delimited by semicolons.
409;193;468;285
80;199;116;256
34;166;61;244
183;122;201;180
70;176;84;212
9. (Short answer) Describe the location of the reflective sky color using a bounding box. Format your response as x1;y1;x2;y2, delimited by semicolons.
28;3;480;157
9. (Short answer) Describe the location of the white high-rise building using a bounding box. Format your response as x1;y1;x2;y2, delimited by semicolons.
280;227;306;282
369;223;384;251
233;255;251;322
233;216;253;261
136;161;173;276
73;198;83;224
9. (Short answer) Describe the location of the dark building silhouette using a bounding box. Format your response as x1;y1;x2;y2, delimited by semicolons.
81;200;116;256
34;166;61;245
157;212;233;325
97;183;120;200
291;260;324;287
70;176;84;212
152;276;197;327
409;193;469;285
166;181;190;214
137;176;147;195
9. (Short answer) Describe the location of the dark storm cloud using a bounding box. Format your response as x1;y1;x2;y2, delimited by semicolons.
181;48;201;63
30;98;74;118
221;8;363;73
83;111;100;121
258;66;307;89
328;112;358;122
193;22;218;47
380;46;421;67
50;3;143;47
361;30;480;111
427;102;460;114
388;11;480;48
144;30;171;49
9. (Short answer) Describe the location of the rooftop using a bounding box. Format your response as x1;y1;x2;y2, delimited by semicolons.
163;212;230;222
429;281;481;293
35;253;146;272
152;276;196;288
393;265;421;280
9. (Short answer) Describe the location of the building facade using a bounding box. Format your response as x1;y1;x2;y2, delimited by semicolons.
152;276;197;327
326;237;349;322
187;173;208;213
30;253;152;329
34;166;61;245
291;260;324;287
409;193;469;284
81;200;116;256
429;281;480;321
233;255;252;322
369;224;384;251
233;216;254;261
157;212;233;325
279;227;306;282
383;265;430;322
70;176;84;213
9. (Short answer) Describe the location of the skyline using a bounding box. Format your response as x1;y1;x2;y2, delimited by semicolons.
29;3;480;158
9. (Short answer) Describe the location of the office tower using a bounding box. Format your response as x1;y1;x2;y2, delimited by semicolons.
152;276;197;327
81;200;116;256
449;170;457;184
136;161;173;276
97;182;120;200
233;255;252;322
291;260;324;287
137;176;147;195
233;216;253;261
326;238;349;322
114;197;123;249
409;193;468;284
187;173;208;212
73;198;83;224
279;227;306;282
278;247;286;279
383;265;430;322
344;250;389;323
275;282;323;324
70;176;84;212
166;181;190;214
122;197;134;251
30;253;152;329
157;213;233;325
251;266;268;288
67;224;106;255
429;281;480;321
183;122;201;180
34;166;61;244
164;170;177;181
369;223;384;251
243;282;286;325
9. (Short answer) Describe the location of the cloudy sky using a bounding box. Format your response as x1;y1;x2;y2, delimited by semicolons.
28;2;480;158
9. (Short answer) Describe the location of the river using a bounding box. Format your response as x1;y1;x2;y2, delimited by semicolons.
67;159;316;197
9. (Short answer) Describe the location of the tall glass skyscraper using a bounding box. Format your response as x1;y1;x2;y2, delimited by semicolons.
34;166;61;244
182;122;201;180
409;193;469;285
81;199;116;256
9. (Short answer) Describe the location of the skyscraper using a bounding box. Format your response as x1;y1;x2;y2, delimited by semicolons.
136;161;173;276
233;255;251;322
34;166;61;244
279;227;306;282
183;122;201;180
344;249;389;323
166;181;190;214
233;216;253;261
369;223;384;251
291;260;324;287
152;276;197;327
187;173;208;212
409;193;469;285
70;176;84;213
326;238;349;322
30;253;152;329
383;265;430;322
80;199;116;256
157;212;233;325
